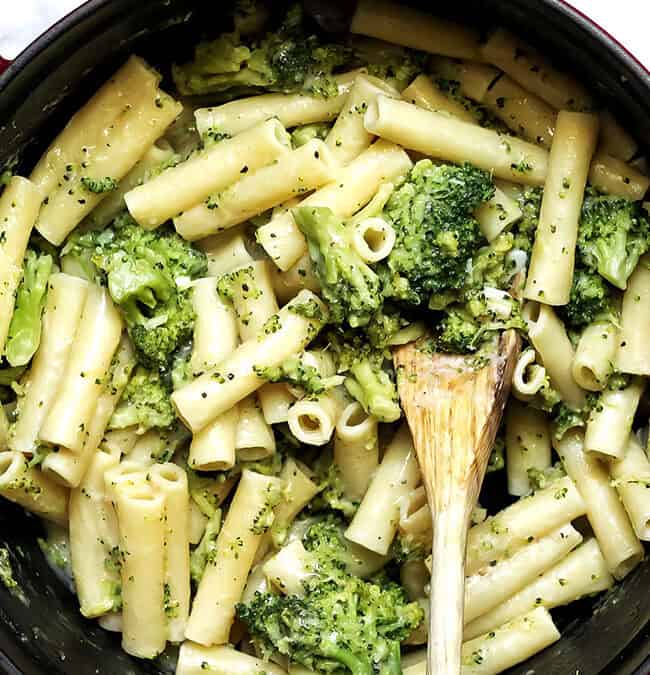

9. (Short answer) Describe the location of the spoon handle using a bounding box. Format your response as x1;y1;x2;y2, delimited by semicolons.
428;494;469;675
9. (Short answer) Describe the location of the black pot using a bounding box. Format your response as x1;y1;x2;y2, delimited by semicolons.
0;1;649;673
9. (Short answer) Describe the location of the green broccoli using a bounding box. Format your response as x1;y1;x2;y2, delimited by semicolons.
108;367;175;433
310;461;359;519
294;206;382;328
62;215;206;369
254;355;341;396
527;463;566;491
5;251;53;367
291;122;331;148
326;327;401;423
173;4;350;98
577;193;650;290
511;187;542;253
237;518;423;675
382;160;494;306
80;176;118;193
190;509;222;583
558;267;618;329
552;402;586;441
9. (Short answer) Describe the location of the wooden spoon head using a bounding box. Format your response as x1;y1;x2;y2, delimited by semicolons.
394;330;520;510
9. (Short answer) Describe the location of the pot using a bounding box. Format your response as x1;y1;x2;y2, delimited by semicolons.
0;1;649;673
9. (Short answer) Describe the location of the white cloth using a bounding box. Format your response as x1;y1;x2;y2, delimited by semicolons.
0;1;647;66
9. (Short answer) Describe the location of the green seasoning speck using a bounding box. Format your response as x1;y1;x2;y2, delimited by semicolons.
0;547;25;602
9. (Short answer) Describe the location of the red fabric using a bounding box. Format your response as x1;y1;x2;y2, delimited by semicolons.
0;57;10;74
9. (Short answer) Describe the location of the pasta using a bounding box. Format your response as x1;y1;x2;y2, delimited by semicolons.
609;434;650;541
571;320;619;391
186;470;284;645
615;255;650;375
351;0;482;60
588;153;650;201
194;70;362;137
33;56;182;245
125;119;291;229
555;430;643;579
523;111;599;305
364;96;549;186
401;74;475;123
173;139;338;240
176;642;287;675
464;539;613;640
505;400;551;496
287;391;339;446
345;425;421;555
325;74;399;165
511;348;548;400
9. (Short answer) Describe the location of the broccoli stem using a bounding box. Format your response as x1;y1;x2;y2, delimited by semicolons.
378;641;403;675
322;643;373;675
346;359;401;423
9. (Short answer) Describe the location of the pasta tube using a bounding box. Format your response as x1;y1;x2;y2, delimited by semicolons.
430;56;499;104
599;111;639;162
69;445;121;617
194;70;361;137
464;539;613;640
334;401;379;501
34;57;182;244
511;348;548;400
9;274;89;454
200;226;254;278
114;479;167;659
609;434;650;540
172;290;327;432
524;111;599;305
125;119;291;228
325;74;399;165
0;450;68;525
466;475;585;575
287;392;339;446
481;29;593;111
174;139;337;240
0;176;41;265
190;277;238;373
236;395;276;460
464;524;581;623
505;401;551;496
351;0;482;60
263;539;314;595
584;376;644;459
270;253;321;304
524;302;586;409
186;470;284;645
149;463;190;643
475;186;523;242
482;75;557;148
364;96;549;186
402;74;475;123
345;424;420;555
257;139;412;270
351;217;396;262
86;140;176;229
176;642;287;675
572;321;618;391
189;406;239;472
615;255;650;375
42;335;135;487
588;153;650;201
38;286;123;453
459;607;560;675
556;430;643;579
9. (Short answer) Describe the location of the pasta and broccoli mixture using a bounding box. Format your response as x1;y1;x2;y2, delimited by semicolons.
1;0;649;673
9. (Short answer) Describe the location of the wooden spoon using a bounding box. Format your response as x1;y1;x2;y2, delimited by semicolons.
393;330;520;674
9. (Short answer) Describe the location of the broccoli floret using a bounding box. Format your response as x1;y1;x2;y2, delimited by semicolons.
310;462;359;519
295;206;382;328
511;187;542;253
382;160;494;306
237;517;423;675
527;463;566;491
552;402;586;441
173;4;350;98
62;216;206;369
577;194;650;290
5;251;53;367
190;509;222;584
391;531;427;565
558;267;618;329
109;367;175;433
80;176;118;193
326;328;401;423
254;355;341;396
291;122;331;148
487;436;505;472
